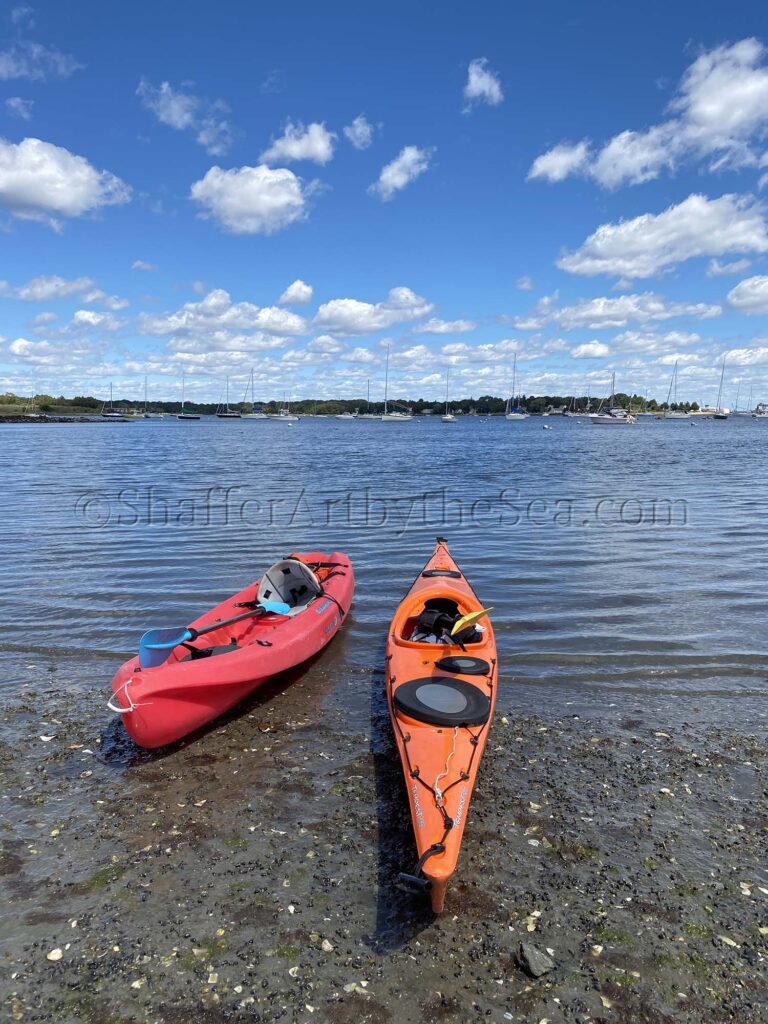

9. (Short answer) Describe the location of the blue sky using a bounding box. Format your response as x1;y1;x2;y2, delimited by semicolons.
2;0;768;408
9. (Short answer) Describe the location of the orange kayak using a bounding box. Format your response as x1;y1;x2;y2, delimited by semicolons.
385;538;497;912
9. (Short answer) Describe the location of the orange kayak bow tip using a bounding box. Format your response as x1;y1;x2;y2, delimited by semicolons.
385;537;498;913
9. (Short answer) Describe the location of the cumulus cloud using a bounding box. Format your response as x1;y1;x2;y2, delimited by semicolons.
528;141;590;183
369;146;433;201
0;137;131;228
278;279;313;305
0;40;81;81
513;291;721;331
516;275;534;291
706;257;752;276
132;259;157;272
343;114;374;150
528;39;768;188
613;330;702;354
138;289;308;338
5;96;32;120
190;164;317;235
726;274;768;313
136;79;233;156
0;274;129;309
571;341;610;358
723;345;768;365
558;194;768;278
463;57;503;110
260;121;336;165
414;317;477;334
314;286;433;335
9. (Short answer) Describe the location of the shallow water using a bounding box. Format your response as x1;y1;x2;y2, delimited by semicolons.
0;415;766;725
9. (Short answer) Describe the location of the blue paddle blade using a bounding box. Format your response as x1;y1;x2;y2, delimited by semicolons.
260;599;291;615
139;627;193;669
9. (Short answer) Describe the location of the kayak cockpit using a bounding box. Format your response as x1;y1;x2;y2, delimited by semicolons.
257;558;323;616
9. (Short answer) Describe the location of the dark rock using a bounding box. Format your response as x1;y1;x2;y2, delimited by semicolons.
517;941;555;977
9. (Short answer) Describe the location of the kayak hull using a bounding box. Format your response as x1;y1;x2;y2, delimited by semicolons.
385;539;497;913
110;551;353;748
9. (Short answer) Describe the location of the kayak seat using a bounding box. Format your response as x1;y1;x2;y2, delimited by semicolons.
434;655;490;676
393;676;491;727
257;559;323;617
181;642;240;661
421;569;462;578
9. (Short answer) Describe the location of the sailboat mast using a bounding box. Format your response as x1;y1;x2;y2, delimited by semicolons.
367;378;370;410
716;359;726;411
384;346;390;415
512;353;516;406
445;367;450;414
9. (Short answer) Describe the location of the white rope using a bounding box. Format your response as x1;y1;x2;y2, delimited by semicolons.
433;726;459;807
106;679;152;715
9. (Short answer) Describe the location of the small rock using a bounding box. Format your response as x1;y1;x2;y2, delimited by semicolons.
207;972;218;985
517;942;555;978
46;948;63;961
321;939;334;952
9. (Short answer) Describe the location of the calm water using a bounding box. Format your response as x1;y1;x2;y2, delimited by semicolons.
1;415;766;729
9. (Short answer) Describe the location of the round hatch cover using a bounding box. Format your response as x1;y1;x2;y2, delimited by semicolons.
393;676;490;727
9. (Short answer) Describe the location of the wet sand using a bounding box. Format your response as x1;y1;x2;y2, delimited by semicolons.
1;659;766;1024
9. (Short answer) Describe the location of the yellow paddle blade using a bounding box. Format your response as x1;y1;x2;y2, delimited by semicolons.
451;606;494;635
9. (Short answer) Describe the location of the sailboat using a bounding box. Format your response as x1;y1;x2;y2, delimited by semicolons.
268;393;299;421
335;408;358;420
713;359;729;419
590;373;637;425
101;383;126;420
442;368;456;422
359;379;381;419
177;372;200;420
381;345;413;421
242;368;268;419
216;376;242;418
505;354;528;420
664;362;689;419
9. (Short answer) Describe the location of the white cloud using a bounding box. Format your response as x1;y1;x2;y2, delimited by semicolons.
138;289;308;338
15;275;94;301
343;115;374;150
5;96;32;120
136;79;233;156
414;317;476;334
528;39;768;189
278;279;313;305
260;121;336;165
558;194;768;278
0;40;81;81
726;274;768;313
70;309;121;331
516;275;534;291
314;286;433;335
0;274;128;309
613;329;702;354
463;57;503;110
706;257;752;276
132;259;157;272
307;334;343;353
528;141;590;183
0;137;130;228
723;345;768;365
572;341;610;358
347;346;376;363
369;146;433;201
513;291;721;331
190;164;316;235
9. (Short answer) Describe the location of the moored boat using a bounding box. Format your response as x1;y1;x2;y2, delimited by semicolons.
385;538;497;913
109;552;354;747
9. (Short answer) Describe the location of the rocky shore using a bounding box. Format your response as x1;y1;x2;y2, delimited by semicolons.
1;667;765;1024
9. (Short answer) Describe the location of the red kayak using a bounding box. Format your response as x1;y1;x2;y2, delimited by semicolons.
109;552;353;747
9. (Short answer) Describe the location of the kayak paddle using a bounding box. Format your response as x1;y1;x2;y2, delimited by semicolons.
138;599;290;669
450;606;494;637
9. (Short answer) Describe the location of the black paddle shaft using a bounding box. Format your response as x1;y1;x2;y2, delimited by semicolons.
187;606;266;641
